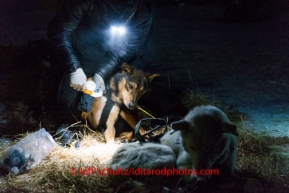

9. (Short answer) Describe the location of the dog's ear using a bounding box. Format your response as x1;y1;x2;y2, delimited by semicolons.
171;120;190;132
221;122;238;136
145;73;160;83
120;62;134;74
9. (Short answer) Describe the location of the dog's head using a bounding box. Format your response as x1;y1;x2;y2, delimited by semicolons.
110;62;159;109
171;105;238;172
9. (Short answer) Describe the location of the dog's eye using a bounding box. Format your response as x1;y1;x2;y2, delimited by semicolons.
128;84;133;90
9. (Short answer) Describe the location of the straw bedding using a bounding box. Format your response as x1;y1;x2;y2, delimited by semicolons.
0;93;289;193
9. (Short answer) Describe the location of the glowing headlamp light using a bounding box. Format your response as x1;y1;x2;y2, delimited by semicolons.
110;25;126;36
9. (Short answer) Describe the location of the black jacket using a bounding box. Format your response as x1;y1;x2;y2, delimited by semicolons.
47;0;154;81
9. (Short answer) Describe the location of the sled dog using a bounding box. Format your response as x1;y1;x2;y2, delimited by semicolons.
82;63;158;144
109;105;263;192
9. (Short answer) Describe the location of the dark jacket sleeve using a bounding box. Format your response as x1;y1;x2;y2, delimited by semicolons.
47;0;93;73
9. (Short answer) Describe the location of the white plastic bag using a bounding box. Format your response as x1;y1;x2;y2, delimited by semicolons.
0;128;57;175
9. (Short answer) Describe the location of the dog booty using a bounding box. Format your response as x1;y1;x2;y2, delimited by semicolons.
54;124;81;148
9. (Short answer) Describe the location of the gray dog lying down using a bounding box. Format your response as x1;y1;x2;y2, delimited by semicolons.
108;105;263;192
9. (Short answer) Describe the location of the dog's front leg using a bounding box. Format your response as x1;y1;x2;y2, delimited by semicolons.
119;109;145;138
105;105;120;144
119;109;139;128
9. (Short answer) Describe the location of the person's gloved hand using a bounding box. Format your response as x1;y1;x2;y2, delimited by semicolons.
77;74;104;113
83;79;97;92
70;68;87;91
93;73;105;93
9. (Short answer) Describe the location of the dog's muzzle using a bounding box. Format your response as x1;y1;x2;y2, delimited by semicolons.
128;102;135;109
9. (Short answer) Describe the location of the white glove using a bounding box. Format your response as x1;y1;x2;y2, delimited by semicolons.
93;73;105;93
83;79;104;97
70;68;87;91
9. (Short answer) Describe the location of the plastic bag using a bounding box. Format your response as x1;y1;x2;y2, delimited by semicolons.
0;128;57;175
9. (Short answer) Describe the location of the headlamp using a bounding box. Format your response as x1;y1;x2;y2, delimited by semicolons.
110;25;126;36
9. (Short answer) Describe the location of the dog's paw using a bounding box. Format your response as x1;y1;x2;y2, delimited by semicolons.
106;139;115;145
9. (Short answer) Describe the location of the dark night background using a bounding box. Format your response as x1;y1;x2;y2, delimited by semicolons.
1;0;289;136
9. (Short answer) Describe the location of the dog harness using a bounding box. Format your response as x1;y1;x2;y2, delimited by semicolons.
95;82;115;131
